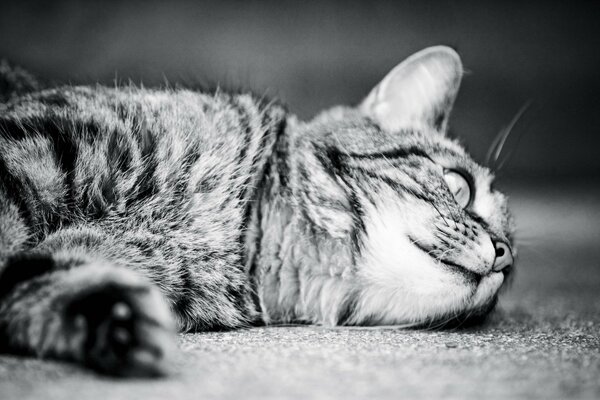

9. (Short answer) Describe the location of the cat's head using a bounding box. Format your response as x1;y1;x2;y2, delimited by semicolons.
292;46;515;327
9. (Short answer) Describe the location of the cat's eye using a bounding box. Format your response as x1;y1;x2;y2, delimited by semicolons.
443;170;472;208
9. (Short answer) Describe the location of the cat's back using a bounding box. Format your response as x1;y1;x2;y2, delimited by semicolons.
0;85;284;240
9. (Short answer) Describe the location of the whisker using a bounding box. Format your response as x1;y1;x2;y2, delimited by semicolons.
431;203;451;228
486;100;532;169
495;115;532;172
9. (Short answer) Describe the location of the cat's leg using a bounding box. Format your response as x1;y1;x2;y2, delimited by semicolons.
0;135;180;376
0;249;177;377
31;223;260;332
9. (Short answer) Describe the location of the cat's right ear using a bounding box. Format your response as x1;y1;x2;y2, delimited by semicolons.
0;60;40;102
360;46;463;134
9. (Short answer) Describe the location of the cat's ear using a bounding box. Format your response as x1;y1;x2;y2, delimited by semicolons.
360;46;463;133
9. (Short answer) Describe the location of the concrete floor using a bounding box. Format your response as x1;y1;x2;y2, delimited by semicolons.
1;181;599;400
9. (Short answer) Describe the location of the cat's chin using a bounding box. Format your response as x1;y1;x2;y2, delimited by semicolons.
427;272;505;328
347;271;503;328
471;272;504;308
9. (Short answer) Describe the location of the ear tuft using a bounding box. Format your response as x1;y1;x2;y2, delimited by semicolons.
360;46;463;133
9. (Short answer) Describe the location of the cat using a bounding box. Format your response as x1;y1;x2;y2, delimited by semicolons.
0;46;515;377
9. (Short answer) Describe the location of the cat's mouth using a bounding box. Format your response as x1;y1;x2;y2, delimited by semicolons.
410;238;495;281
438;256;509;288
438;259;483;282
409;231;501;280
437;258;505;323
439;256;512;281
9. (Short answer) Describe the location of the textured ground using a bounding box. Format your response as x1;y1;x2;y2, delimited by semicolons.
0;181;599;400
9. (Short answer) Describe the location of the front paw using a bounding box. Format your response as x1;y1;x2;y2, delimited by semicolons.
66;280;177;377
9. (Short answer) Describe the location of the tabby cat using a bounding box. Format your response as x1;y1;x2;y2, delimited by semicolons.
0;46;515;377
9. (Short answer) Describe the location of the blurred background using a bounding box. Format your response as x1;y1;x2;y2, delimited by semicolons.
1;0;599;181
0;2;599;398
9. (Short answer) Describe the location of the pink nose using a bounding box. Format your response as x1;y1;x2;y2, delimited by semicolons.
493;242;513;272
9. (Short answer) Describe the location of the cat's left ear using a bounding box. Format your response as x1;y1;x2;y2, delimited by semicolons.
360;46;463;133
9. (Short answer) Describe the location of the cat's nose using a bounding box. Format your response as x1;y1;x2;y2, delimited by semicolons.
492;242;513;272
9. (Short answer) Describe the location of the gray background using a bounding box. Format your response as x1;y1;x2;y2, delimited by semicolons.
1;0;599;179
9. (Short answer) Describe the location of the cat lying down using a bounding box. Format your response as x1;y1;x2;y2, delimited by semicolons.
0;46;514;377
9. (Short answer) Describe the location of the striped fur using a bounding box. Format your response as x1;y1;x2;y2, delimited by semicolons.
0;83;287;375
253;110;514;327
0;46;515;376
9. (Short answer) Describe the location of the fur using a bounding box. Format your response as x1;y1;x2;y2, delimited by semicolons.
0;46;515;376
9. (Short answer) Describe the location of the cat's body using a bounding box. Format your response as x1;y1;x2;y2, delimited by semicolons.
0;47;515;376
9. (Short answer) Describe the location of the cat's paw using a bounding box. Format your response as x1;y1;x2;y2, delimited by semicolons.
66;279;178;377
